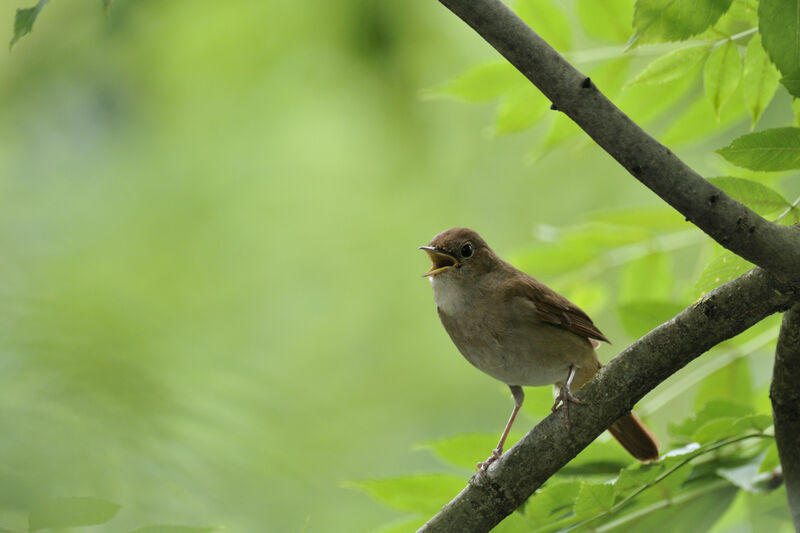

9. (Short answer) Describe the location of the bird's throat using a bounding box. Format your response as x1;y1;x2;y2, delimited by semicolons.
430;276;471;315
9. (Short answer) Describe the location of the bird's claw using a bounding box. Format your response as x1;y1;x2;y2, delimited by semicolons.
476;448;502;475
551;386;582;431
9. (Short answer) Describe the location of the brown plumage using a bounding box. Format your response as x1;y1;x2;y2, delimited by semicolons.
421;227;658;471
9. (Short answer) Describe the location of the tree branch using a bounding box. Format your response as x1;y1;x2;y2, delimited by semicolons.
419;268;797;532
771;304;800;530
437;0;800;282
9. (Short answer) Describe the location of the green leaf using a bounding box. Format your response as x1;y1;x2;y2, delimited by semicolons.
631;0;734;46
692;414;772;443
561;281;609;318
515;0;571;51
619;252;674;303
599;483;737;533
372;517;426;533
616;300;685;338
564;438;633;475
492;512;530;533
620;71;697;125
541;114;582;151
564;223;653;250
708;176;789;214
759;442;780;473
525;481;582;527
726;0;759;24
717;127;800;170
695;357;753;409
781;68;800;98
614;462;666;495
418;432;522;471
576;0;634;43
9;0;49;50
129;525;216;533
425;61;526;102
704;40;742;117
793;98;800;126
344;474;465;514
758;0;800;78
573;482;615;519
694;249;753;296
668;400;753;439
661;85;747;146
587;207;689;231
743;34;782;127
509;244;597;276
629;45;712;86
494;85;548;135
717;459;768;493
704;0;760;36
744;486;796;529
614;451;695;500
29;497;121;531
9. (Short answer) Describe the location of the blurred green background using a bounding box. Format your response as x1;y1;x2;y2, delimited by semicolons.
0;1;794;532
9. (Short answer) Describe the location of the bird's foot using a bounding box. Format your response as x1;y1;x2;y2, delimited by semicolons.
476;448;502;475
551;386;582;431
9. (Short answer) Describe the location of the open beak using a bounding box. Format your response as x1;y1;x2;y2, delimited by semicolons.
419;246;459;277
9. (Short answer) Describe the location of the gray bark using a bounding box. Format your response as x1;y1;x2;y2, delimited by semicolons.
771;304;800;531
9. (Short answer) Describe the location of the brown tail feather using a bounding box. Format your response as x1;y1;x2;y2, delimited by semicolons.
608;412;659;462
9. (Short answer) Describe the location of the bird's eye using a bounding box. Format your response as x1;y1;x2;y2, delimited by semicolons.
460;243;473;258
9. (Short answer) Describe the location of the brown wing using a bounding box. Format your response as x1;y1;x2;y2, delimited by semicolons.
499;275;610;343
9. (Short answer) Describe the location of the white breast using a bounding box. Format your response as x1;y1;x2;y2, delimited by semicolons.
430;276;470;315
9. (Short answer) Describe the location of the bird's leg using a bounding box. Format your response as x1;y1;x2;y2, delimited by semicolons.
552;365;582;431
477;385;524;475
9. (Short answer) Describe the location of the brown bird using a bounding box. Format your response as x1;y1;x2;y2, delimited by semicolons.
420;227;658;473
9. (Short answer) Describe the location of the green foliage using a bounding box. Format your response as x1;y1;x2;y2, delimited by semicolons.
704;40;742;116
417;432;523;471
576;0;634;43
363;413;774;531
631;0;734;46
520;421;771;531
742;34;782;127
345;474;465;515
758;0;800;96
7;1;800;532
11;497;216;533
9;0;48;50
629;45;712;86
795;98;800;126
619;252;674;302
28;497;120;531
667;400;754;441
660;86;746;146
717;128;800;170
495;85;549;135
128;527;216;533
708;177;789;214
515;0;571;51
427;61;527;102
781;72;800;98
431;0;799;162
616;301;685;337
695;357;753;409
573;482;615;518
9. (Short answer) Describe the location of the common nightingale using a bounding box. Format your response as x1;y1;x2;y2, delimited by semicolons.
420;227;658;473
